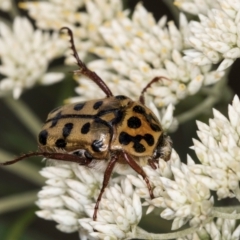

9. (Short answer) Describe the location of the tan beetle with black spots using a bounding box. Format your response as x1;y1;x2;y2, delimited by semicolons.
0;27;172;221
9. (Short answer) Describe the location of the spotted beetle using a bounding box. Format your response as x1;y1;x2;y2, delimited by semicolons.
1;27;172;221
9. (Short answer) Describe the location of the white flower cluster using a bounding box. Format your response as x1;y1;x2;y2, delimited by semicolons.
178;216;240;240
189;95;240;200
79;179;142;240
20;0;123;62
173;0;220;15
128;150;213;230
75;3;224;107
36;161;142;239
0;17;66;98
184;0;240;71
19;0;85;30
36;162;102;238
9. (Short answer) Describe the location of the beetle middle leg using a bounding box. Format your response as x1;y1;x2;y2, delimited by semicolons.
93;153;118;221
122;151;154;199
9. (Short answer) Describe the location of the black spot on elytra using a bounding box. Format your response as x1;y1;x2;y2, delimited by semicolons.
38;130;48;145
74;102;85;111
62;123;73;138
133;105;145;114
111;109;124;125
144;134;154;146
91;139;104;152
50;111;62;128
119;132;132;145
133;142;146;153
93;101;103;110
81;122;90;134
127;116;141;129
150;123;161;132
145;113;161;132
115;95;127;100
55;139;67;148
119;131;155;153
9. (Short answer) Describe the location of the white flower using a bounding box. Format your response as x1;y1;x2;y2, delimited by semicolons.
20;0;123;62
0;17;66;98
36;160;141;239
79;178;142;240
73;3;224;108
177;216;240;240
0;0;11;11
173;0;221;15
36;161;103;237
184;0;240;71
190;95;240;200
128;149;213;230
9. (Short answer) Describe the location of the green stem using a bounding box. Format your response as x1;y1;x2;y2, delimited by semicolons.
133;226;198;240
3;97;42;137
176;78;228;124
133;206;240;239
0;191;37;214
0;149;44;185
6;208;36;240
212;207;240;219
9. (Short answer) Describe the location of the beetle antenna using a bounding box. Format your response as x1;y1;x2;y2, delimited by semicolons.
60;27;113;97
139;76;170;105
0;152;92;166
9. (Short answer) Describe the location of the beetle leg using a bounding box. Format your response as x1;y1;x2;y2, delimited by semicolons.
148;158;158;170
139;76;170;104
122;151;154;199
0;152;92;166
93;153;118;221
60;27;113;98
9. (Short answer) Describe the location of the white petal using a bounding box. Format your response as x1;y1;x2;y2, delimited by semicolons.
40;72;65;85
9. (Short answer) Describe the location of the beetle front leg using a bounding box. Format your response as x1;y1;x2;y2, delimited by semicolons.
93;154;118;221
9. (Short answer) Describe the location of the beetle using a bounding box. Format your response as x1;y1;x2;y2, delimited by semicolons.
0;27;172;221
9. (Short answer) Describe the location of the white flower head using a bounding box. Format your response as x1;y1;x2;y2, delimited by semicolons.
184;1;240;71
72;3;224;109
36;160;141;239
79;178;142;240
177;215;240;240
190;95;240;201
36;161;103;237
20;0;123;62
173;0;221;15
128;149;213;230
0;17;66;98
0;0;11;11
